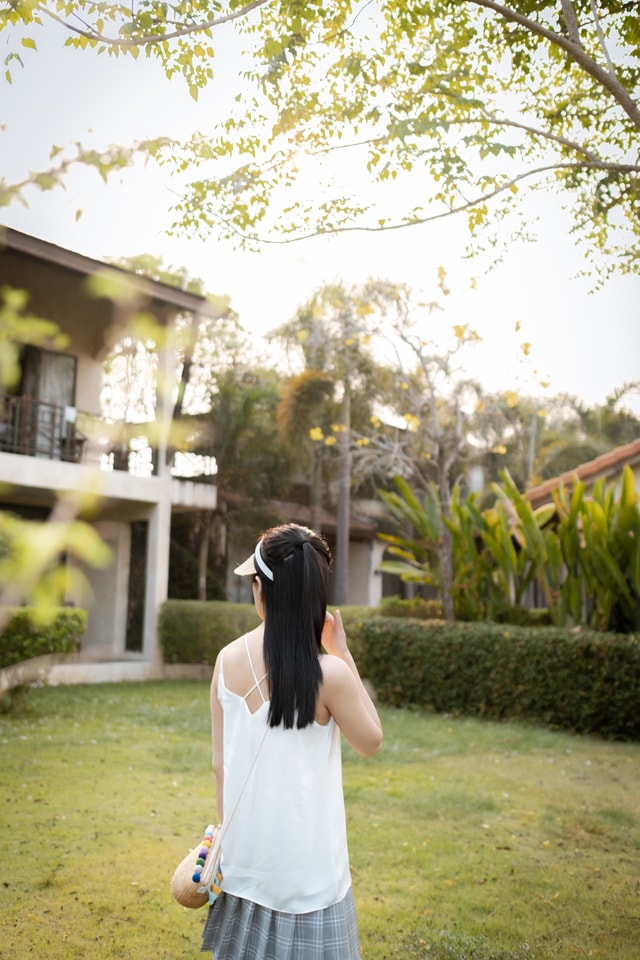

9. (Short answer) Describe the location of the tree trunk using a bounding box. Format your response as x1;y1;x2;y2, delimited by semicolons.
333;386;351;606
438;462;456;622
311;444;323;534
197;510;213;602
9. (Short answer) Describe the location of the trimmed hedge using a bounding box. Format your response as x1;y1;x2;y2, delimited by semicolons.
378;595;444;619
159;601;260;664
0;607;86;669
359;617;640;741
159;600;375;666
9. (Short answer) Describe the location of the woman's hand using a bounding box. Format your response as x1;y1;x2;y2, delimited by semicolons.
321;609;348;658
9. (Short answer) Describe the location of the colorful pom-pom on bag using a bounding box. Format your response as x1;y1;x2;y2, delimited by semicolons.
171;824;223;909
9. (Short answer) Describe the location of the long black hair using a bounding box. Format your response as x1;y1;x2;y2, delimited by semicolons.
257;523;331;729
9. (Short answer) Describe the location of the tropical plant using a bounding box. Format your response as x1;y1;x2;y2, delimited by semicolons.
379;465;640;633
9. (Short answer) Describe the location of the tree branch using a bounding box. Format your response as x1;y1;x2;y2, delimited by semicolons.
468;0;640;133
38;0;272;47
560;0;582;48
264;111;606;172
588;0;617;77
481;115;601;163
187;157;639;246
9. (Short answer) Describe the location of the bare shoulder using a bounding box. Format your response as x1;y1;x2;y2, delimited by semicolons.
319;654;356;689
219;627;261;664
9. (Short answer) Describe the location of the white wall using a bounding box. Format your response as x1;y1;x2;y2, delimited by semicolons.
77;520;131;655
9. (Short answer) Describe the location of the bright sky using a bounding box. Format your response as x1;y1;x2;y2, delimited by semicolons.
2;18;639;412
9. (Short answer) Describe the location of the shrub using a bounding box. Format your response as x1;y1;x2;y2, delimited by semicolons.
159;600;375;666
495;605;553;627
329;605;377;662
0;607;86;669
359;617;640;740
159;601;260;664
379;595;444;619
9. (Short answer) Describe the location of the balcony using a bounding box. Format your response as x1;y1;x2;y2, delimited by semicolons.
0;394;86;463
0;395;216;482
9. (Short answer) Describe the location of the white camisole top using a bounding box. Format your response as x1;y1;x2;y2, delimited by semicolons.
217;638;351;913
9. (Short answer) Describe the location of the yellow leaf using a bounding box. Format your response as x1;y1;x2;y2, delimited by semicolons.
492;444;507;455
520;341;532;356
453;324;467;340
22;37;37;50
504;390;519;408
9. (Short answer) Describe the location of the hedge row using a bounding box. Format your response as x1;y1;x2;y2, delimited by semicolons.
158;601;640;740
158;600;374;666
358;617;640;741
0;607;87;669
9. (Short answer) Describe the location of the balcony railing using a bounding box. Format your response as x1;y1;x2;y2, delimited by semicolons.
0;394;216;482
0;394;86;463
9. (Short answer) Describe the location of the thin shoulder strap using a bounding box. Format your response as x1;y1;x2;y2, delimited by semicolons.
199;722;269;896
244;634;268;703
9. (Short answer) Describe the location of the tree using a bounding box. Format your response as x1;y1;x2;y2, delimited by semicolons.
348;279;485;619
183;365;295;599
270;281;392;603
276;369;336;533
3;2;638;278
534;383;640;479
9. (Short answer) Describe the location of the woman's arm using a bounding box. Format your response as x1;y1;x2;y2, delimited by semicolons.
320;609;383;757
210;654;224;822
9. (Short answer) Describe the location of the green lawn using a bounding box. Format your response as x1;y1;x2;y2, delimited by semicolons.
1;683;638;959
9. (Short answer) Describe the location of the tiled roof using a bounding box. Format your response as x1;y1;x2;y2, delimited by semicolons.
1;227;225;318
525;437;640;508
219;490;378;540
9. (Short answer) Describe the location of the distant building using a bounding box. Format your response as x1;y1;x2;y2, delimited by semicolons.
0;228;223;682
526;437;640;509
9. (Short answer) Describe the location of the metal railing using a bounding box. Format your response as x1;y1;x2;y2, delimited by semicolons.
0;394;86;463
0;394;217;482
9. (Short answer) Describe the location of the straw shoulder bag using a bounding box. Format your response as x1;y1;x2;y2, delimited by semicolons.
171;725;269;910
171;824;222;909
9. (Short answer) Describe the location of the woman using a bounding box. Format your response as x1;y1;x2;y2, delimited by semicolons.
201;523;383;960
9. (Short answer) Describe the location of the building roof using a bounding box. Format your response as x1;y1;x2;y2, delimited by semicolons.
1;227;226;318
219;490;379;540
270;499;379;540
526;437;640;508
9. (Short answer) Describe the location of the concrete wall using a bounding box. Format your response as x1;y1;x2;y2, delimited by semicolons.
347;538;386;607
77;520;131;655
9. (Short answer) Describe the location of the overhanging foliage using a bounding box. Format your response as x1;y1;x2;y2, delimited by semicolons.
2;1;638;277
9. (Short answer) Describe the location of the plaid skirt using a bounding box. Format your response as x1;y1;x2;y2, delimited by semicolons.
200;887;361;960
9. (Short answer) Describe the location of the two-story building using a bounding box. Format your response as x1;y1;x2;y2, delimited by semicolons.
0;228;223;682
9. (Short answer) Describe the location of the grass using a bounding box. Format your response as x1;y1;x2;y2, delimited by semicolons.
1;683;639;960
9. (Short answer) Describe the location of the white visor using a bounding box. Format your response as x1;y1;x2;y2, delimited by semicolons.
233;540;274;581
